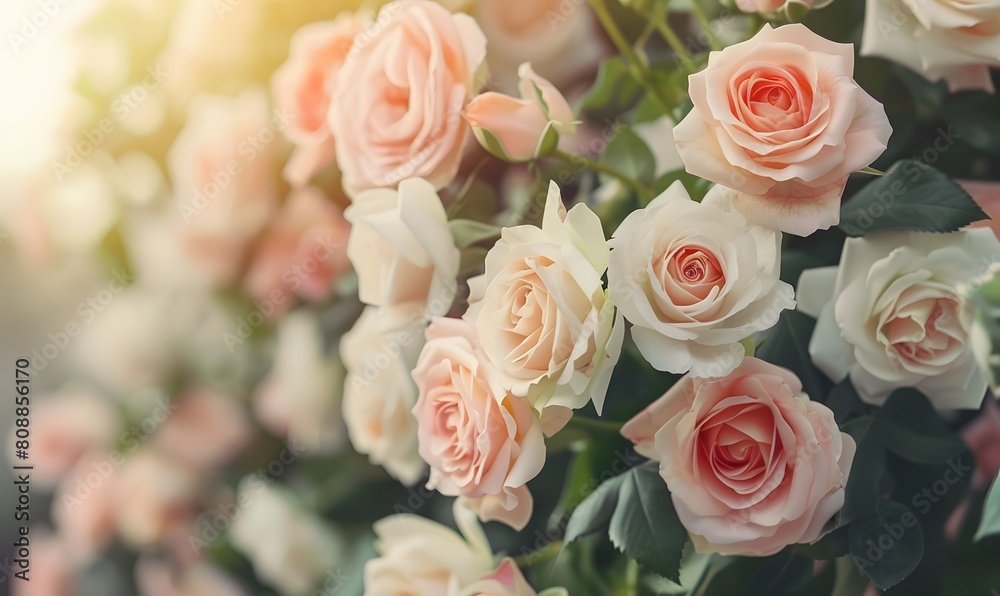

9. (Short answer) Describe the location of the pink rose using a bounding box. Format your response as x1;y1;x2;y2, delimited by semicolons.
136;559;248;596
412;317;545;530
243;187;352;310
52;453;119;562
113;451;199;547
460;558;567;596
168;89;283;286
153;388;253;470
463;63;576;162
961;398;1000;487
735;0;832;15
13;534;76;596
673;24;892;237
621;358;856;556
272;14;370;186
330;0;487;196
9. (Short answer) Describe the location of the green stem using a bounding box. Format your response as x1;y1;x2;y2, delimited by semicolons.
552;149;652;203
513;540;563;567
565;415;624;435
622;558;640;595
587;0;681;109
653;20;697;72
688;0;722;50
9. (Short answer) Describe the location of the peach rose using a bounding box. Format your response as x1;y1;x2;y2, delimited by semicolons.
798;229;1000;409
621;358;856;556
243;187;352;311
475;0;604;93
153;388;253;470
465;181;623;434
341;304;428;485
735;0;832;16
459;558;568;596
673;24;892;237
272;14;370;186
365;505;495;595
861;0;1000;93
254;311;346;455
18;384;119;488
412;317;546;530
168;89;283;286
52;453;118;562
12;534;76;596
345;178;460;317
463;63;576;162
607;182;795;377
330;0;486;196
113;450;199;547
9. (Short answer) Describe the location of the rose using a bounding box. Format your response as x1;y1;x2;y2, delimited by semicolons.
672;24;892;237
52;453;118;562
365;504;495;596
329;0;486;196
135;559;247;596
412;317;545;530
465;181;623;434
167;89;281;286
463;63;577;162
798;229;1000;409
861;0;1000;93
341;304;428;485
607;182;795;377
735;0;832;17
961;399;1000;487
271;14;370;186
475;0;604;93
113;451;199;547
254;312;346;455
153;388;252;471
345;177;460;317
459;558;568;596
243;187;352;311
229;481;343;595
621;358;856;556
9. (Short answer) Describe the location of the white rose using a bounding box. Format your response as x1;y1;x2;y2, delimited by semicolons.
345;178;460;318
229;480;343;595
861;0;1000;92
365;505;495;596
465;181;624;434
341;304;428;485
459;558;567;596
254;311;346;456
607;182;796;377
798;229;1000;409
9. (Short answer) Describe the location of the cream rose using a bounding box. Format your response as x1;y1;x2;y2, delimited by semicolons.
459;558;568;596
229;480;344;595
798;229;1000;409
345;177;460;317
272;14;370;186
412;317;546;530
330;0;486;196
244;187;352;311
607;182;795;378
254;311;346;455
673;24;892;237
475;0;604;93
861;0;1000;92
621;357;856;556
365;505;495;595
465;181;623;434
341;304;428;485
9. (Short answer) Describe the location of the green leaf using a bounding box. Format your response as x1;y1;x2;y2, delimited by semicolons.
608;461;687;581
650;169;712;204
873;389;967;464
449;219;502;250
447;177;498;222
840;416;887;525
826;379;868;425
599;128;656;187
756;310;831;404
975;475;1000;541
848;500;924;590
564;473;626;545
702;558;761;596
579;57;644;119
794;524;850;560
943;92;1000;154
747;550;813;596
839;160;987;236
